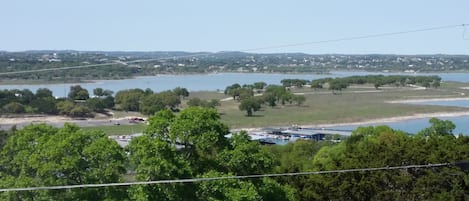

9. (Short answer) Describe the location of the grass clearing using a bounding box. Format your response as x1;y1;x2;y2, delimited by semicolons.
217;86;469;128
188;91;229;100
80;82;469;132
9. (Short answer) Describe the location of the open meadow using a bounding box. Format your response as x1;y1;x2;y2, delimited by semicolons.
80;82;469;134
217;82;469;128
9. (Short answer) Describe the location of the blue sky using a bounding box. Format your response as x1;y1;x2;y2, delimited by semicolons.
1;0;468;54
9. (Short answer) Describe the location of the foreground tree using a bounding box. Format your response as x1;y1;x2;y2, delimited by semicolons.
129;107;296;200
301;122;469;201
0;124;127;200
127;135;193;201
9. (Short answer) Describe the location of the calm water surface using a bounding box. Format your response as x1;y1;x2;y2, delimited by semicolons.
328;99;469;135
2;71;469;97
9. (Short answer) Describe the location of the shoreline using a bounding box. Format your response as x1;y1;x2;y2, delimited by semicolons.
3;110;469;132
387;97;469;104
3;70;469;86
232;110;469;131
311;111;469;128
3;97;469;131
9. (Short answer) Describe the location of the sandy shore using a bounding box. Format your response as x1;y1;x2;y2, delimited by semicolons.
233;110;469;132
0;115;143;124
311;111;469;128
3;96;469;131
5;110;469;131
387;97;469;104
0;116;73;124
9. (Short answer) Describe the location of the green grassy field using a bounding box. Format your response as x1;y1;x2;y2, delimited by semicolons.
82;82;469;133
217;83;469;128
188;91;228;100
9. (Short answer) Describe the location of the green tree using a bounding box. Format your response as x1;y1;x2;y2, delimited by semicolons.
102;95;115;109
68;85;90;100
127;135;193;201
86;97;106;113
158;90;181;110
0;124;127;200
139;93;165;115
115;89;145;111
186;97;204;107
207;99;221;108
237;87;254;101
196;171;262;201
173;87;190;100
31;97;58;114
17;89;35;105
143;108;229;174
417;117;456;137
169;107;229;172
299;124;469;201
69;105;93;118
129;107;303;200
256;178;297;201
262;92;277;107
35;88;54;99
56;100;75;116
93;87;104;97
253;82;267;90
239;97;261;116
2;102;25;113
103;89;114;97
225;83;242;100
310;80;324;89
0;129;11;150
217;131;274;175
328;79;348;94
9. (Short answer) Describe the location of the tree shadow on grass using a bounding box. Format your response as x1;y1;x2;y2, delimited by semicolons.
245;114;264;117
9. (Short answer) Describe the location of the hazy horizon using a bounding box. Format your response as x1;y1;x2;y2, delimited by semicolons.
1;0;468;54
2;49;469;56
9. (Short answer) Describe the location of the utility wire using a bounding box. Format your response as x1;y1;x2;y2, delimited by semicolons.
0;23;467;76
241;24;468;52
463;24;469;40
0;162;453;192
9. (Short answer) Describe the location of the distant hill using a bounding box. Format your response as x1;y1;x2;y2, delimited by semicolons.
1;51;468;83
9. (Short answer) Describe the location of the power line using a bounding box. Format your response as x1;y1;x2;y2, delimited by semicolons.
0;162;453;192
463;24;469;40
242;24;468;52
0;23;467;76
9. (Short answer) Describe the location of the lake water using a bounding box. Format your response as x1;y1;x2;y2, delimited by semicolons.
327;115;469;135
2;71;469;135
1;71;469;97
327;99;469;135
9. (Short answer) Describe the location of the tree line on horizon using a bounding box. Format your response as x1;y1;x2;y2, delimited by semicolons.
1;52;468;83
